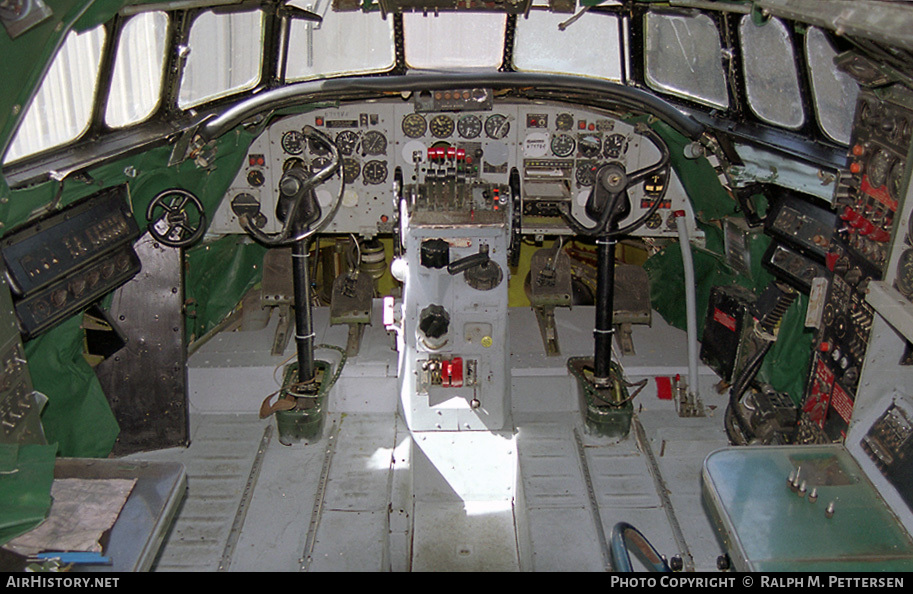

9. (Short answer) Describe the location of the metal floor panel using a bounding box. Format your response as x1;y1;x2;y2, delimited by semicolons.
126;414;269;571
120;305;734;572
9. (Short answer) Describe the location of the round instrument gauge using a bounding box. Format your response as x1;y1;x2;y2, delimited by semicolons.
281;130;304;155
335;130;359;156
457;114;482;139
308;136;330;156
342;158;361;184
889;160;906;200
247;170;265;187
555;113;574;131
577;134;601;158
550;133;576;158
485;114;510;139
361;130;387;156
603;133;627;159
896;248;913;298
575;162;598;187
310;156;330;174
867;149;892;188
283;157;305;171
231;193;262;220
363;160;388;185
402;114;427;139
430;115;455;138
643;172;667;198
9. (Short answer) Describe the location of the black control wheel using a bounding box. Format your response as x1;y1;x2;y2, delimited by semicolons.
146;188;207;248
559;123;670;238
239;126;343;247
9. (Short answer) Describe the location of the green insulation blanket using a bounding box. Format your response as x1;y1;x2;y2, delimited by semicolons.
185;236;268;344
23;317;120;458
0;443;56;547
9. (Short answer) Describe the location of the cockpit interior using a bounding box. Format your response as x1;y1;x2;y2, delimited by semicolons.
2;0;913;573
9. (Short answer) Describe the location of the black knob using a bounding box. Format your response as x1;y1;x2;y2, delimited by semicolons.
419;304;450;340
421;239;450;269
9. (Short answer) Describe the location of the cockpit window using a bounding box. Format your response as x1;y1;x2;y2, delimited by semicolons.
739;16;804;129
178;10;264;110
285;1;395;81
805;27;858;145
404;12;506;70
643;11;728;110
105;11;169;129
4;26;106;164
512;10;622;81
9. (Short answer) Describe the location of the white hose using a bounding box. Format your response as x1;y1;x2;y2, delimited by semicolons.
675;211;699;399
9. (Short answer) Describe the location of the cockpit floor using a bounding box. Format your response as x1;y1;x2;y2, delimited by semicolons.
127;304;731;572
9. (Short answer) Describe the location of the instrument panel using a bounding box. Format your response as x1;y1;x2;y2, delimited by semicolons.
210;95;700;239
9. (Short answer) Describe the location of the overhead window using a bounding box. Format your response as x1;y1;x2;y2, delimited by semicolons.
805;27;859;145
4;26;106;163
404;12;505;70
513;10;622;81
178;10;264;109
643;11;728;109
285;2;394;81
105;11;169;128
739;16;804;129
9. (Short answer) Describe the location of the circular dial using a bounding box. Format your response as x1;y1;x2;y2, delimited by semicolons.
457;114;482;139
577;134;601;158
283;157;305;171
363;160;388;185
603;133;627;159
310;156;330;175
308;136;329;156
361;130;387;156
896;248;913;298
867;149;892;188
281;130;304;154
342;158;360;184
644;172;667;198
335;130;359;156
555;113;574;132
485;114;510;139
550;133;576;158
576;162;598;187
402;114;427;139
430;115;455;138
247;170;265;187
231;192;260;214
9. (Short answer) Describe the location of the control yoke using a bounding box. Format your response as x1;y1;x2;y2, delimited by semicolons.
559;123;671;238
239;125;344;246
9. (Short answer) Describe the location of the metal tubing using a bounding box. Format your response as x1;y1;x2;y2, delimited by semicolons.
292;239;316;385
593;237;616;383
675;213;699;400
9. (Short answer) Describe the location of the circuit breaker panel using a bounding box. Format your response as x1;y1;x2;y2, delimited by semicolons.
397;175;512;432
800;87;913;443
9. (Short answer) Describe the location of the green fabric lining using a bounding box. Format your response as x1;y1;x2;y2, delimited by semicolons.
0;443;57;547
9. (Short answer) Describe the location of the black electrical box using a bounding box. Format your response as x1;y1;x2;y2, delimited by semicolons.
700;284;757;385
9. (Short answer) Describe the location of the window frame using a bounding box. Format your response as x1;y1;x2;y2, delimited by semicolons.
176;8;267;111
103;11;171;130
738;15;805;130
511;9;624;82
4;24;110;165
642;9;731;111
804;25;860;146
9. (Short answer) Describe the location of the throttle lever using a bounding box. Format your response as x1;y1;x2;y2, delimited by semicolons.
447;245;490;275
